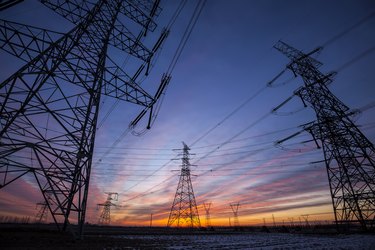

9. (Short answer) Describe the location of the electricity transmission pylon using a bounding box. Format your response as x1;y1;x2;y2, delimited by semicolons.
273;40;375;230
97;192;118;225
0;0;170;238
167;142;201;228
203;202;212;227
301;214;310;227
35;200;48;223
230;203;240;227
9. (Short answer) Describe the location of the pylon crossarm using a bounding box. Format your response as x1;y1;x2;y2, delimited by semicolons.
111;21;152;61
131;0;162;18
120;0;157;31
40;0;158;33
128;73;171;128
0;19;64;62
40;0;94;24
41;0;158;32
103;57;154;105
274;40;323;69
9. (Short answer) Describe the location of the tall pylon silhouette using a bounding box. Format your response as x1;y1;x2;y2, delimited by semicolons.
167;142;201;228
97;192;118;225
204;202;212;227
273;40;375;230
0;0;169;238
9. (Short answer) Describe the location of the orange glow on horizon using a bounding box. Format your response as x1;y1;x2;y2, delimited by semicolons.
101;202;334;227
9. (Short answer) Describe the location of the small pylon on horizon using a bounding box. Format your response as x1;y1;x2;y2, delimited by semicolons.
230;203;240;227
204;202;212;227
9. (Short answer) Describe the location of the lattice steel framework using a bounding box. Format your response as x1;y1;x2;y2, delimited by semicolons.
97;192;118;225
167;142;201;228
274;40;375;230
203;202;212;227
0;0;170;237
230;203;240;227
35;200;49;223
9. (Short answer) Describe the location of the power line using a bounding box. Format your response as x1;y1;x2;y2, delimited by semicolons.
92;123;312;186
166;0;188;29
112;150;322;202
190;86;268;147
96;1;188;131
123;175;176;202
166;0;206;75
92;125;302;154
113;17;375;200
92;161;324;173
321;10;375;48
92;133;318;197
193;112;272;164
92;168;324;178
94;0;206;165
335;45;375;72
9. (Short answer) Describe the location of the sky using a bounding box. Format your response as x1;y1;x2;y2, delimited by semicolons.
1;0;375;227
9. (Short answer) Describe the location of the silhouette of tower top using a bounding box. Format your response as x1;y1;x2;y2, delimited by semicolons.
274;40;375;230
167;142;201;228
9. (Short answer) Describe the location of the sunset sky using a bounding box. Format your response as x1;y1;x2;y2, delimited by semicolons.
1;0;375;227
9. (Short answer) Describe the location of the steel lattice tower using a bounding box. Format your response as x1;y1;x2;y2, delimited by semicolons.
167;142;201;228
203;202;212;227
0;0;170;237
0;0;23;11
35;200;48;223
230;203;240;227
97;192;118;225
274;40;375;230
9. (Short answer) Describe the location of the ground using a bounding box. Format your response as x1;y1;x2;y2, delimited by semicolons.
1;224;375;249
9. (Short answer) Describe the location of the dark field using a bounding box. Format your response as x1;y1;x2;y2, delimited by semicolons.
1;224;375;249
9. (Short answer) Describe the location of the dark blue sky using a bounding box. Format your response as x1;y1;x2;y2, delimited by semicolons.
1;0;375;226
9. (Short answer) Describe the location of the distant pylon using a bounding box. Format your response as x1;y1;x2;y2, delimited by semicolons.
230;203;240;227
301;214;310;227
167;142;201;228
203;202;212;227
35;201;48;223
97;192;118;225
288;217;294;227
